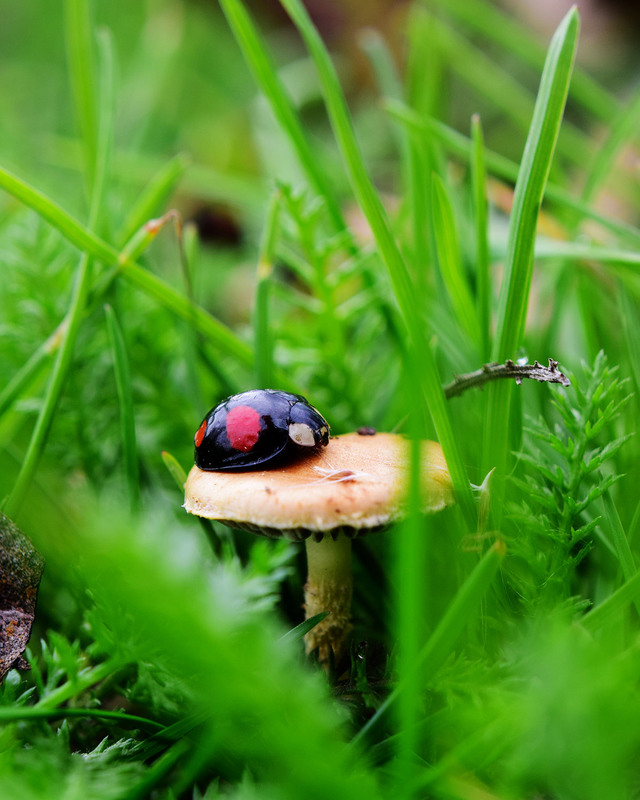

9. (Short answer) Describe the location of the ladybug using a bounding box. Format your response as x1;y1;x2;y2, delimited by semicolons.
194;389;330;471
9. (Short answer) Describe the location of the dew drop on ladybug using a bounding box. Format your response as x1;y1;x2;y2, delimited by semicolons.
193;389;330;471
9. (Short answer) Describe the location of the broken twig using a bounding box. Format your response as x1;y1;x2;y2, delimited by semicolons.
444;358;570;400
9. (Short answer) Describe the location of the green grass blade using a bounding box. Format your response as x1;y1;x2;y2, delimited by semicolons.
161;450;188;490
359;27;427;264
358;28;407;150
413;539;504;687
353;540;505;747
493;8;579;359
532;241;640;271
0;325;62;419
105;304;140;513
483;9;579;499
617;282;640;397
120;261;256;368
604;491;638;584
0;706;165;731
279;612;329;644
385;101;640;248
471;114;491;361
254;187;282;388
394;431;432;796
404;6;442;270
582;570;640;633
3;28;116;518
0;167;256;370
34;659;119;712
218;0;348;237
276;0;476;526
0;166;114;261
431;15;591;170
580;87;640;206
64;0;98;189
423;0;619;122
116;152;191;246
431;173;480;344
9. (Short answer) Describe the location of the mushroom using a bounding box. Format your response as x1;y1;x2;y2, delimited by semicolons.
184;431;454;666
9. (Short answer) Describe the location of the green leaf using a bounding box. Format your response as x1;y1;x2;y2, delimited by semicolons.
3;29;116;518
431;173;480;344
471;114;491;361
279;613;329;644
161;451;188;491
483;8;579;513
218;0;348;238
105;304;140;513
353;540;505;746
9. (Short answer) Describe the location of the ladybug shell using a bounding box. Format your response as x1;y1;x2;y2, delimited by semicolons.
194;389;329;471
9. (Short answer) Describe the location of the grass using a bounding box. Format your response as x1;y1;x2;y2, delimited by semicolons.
1;1;639;798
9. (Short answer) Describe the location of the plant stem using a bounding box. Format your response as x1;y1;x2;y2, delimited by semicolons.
303;534;353;667
444;358;570;400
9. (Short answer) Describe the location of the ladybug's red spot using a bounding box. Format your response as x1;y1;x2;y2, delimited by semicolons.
194;419;207;448
226;405;262;452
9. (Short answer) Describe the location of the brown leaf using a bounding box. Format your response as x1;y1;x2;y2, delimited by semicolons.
0;513;44;681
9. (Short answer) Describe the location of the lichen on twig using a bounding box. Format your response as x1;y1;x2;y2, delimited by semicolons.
443;358;570;400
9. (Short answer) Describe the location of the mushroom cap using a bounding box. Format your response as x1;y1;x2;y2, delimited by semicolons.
184;431;454;541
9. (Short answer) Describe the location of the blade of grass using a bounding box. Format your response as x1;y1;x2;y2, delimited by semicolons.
483;9;579;508
603;490;638;585
0;706;165;731
352;539;505;747
221;0;407;384
105;304;140;513
3;29;115;518
359;27;431;267
430;15;592;170
1;211;233;424
64;0;98;190
358;27;410;173
617;281;640;398
275;0;476;527
532;241;640;272
385;101;640;248
160;450;227;558
34;658;120;712
254;187;282;388
423;0;619;122
279;612;329;644
431;173;480;344
161;451;188;490
404;6;444;272
582;569;640;633
0;323;65;419
395;427;431;798
0;165;256;371
580;88;640;206
116;152;191;246
471;114;491;361
218;0;348;239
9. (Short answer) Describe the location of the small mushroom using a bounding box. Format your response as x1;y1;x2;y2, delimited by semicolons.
184;431;454;666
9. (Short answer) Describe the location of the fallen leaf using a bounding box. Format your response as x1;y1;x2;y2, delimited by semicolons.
0;513;44;680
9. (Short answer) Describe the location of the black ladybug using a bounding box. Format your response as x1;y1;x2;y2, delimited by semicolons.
194;389;330;471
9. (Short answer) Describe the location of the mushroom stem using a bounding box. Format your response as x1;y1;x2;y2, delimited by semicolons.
303;533;353;666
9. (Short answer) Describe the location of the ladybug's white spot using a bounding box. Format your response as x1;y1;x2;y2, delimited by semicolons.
289;422;315;447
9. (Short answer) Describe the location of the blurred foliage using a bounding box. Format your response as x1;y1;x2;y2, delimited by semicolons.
0;0;639;798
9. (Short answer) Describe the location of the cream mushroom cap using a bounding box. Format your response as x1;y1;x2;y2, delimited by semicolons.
183;431;454;538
